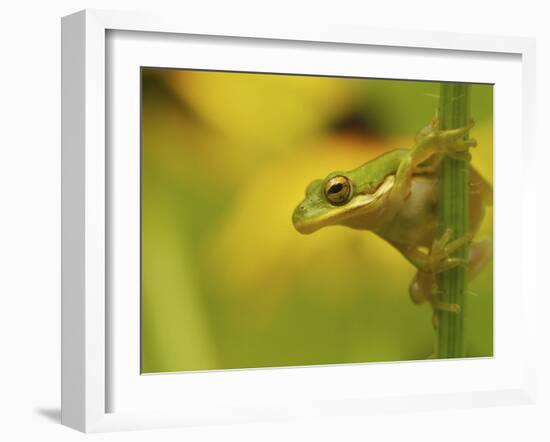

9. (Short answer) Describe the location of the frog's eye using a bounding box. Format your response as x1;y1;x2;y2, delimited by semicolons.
324;175;352;205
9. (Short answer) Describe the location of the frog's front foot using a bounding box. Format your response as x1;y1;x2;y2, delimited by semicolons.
436;120;477;159
425;228;471;274
446;139;477;161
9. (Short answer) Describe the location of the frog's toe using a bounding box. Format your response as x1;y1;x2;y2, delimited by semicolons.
448;138;477;153
430;301;460;330
434;301;461;314
443;232;473;255
432;256;467;273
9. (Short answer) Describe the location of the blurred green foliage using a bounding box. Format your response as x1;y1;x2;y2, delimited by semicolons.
141;69;493;373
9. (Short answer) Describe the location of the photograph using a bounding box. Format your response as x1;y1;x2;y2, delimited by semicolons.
140;68;493;374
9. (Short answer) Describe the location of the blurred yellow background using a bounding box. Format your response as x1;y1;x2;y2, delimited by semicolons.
141;69;493;373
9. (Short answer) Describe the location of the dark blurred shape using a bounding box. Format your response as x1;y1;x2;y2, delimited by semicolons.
328;107;384;138
142;68;210;131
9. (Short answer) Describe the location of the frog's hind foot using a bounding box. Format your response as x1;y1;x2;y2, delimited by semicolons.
408;271;462;331
430;294;461;330
433;298;461;314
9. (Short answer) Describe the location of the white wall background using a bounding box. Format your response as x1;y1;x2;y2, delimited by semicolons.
0;1;547;440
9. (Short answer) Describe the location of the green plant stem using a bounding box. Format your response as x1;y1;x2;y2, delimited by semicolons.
436;83;470;359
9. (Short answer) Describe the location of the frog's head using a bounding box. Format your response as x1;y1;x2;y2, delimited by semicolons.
292;170;395;234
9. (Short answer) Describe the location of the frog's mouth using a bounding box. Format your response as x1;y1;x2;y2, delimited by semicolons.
293;175;395;234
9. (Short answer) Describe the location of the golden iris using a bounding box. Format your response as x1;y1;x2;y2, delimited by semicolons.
324;176;352;205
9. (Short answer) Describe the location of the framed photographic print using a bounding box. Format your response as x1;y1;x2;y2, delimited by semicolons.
61;9;537;433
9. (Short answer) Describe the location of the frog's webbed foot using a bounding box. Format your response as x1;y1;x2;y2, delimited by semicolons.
435;119;474;142
431;293;461;329
426;228;472;274
445;140;476;162
409;279;455;332
408;235;490;332
434;120;477;159
408;272;461;330
392;229;471;275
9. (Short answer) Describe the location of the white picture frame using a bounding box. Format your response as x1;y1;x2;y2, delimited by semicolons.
61;9;537;433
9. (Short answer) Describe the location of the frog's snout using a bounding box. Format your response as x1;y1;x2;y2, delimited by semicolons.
292;203;318;235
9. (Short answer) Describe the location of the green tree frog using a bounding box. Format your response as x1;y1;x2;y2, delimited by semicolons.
292;118;492;323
